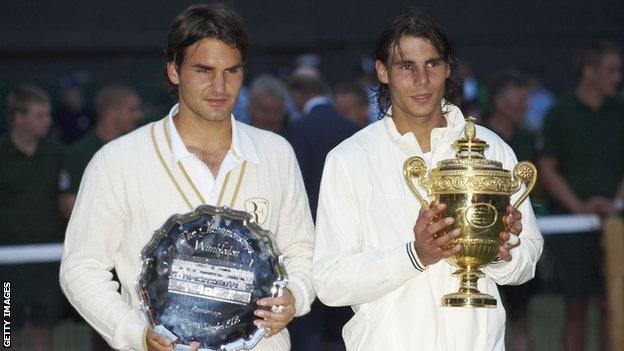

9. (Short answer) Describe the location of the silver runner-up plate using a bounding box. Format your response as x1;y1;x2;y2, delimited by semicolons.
136;205;288;351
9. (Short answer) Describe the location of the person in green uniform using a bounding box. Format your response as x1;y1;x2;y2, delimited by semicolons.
486;70;540;351
58;84;143;219
0;84;65;351
539;39;624;351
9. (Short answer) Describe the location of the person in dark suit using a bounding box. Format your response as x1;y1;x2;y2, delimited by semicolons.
287;72;360;219
286;72;359;351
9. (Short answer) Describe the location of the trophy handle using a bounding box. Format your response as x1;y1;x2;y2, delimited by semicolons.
510;161;537;209
403;156;430;208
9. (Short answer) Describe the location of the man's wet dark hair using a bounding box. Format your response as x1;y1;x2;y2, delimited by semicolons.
373;8;461;118
165;3;250;97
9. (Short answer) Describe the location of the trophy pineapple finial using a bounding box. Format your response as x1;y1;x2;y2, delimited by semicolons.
465;116;477;141
453;116;488;158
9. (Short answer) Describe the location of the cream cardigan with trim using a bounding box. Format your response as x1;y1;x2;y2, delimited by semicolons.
60;117;315;351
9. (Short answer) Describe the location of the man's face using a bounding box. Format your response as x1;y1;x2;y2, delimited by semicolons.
116;93;144;133
334;92;369;127
62;87;84;111
589;53;622;97
494;86;529;127
14;102;52;138
167;38;244;122
375;36;450;120
249;92;285;133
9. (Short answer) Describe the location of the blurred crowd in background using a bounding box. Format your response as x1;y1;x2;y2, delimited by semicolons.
1;3;623;350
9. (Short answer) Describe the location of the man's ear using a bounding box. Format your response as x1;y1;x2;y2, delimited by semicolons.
375;59;389;84
167;62;180;85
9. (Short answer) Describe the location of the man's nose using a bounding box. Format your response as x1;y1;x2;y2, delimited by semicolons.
412;67;430;87
212;72;226;94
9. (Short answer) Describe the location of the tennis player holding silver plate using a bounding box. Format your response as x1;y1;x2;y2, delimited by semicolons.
60;4;314;351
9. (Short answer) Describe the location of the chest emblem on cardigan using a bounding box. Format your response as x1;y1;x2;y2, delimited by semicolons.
245;198;269;225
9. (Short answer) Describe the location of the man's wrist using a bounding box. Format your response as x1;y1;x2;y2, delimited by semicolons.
283;287;294;313
408;241;427;272
142;326;149;351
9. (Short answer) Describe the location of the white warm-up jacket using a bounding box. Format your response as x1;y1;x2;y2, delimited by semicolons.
313;104;543;351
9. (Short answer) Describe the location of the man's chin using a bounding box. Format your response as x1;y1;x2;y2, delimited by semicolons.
199;111;232;122
406;105;439;119
196;105;232;119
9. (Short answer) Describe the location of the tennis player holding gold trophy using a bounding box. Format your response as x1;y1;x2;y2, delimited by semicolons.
403;117;537;307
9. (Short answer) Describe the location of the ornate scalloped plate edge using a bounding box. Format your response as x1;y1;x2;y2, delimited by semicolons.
135;204;288;351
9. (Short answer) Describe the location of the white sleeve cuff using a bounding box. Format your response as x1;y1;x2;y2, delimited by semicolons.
406;241;427;272
376;242;427;288
113;309;148;351
484;249;524;284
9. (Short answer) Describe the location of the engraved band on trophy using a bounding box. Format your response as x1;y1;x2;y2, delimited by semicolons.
136;205;287;350
402;117;537;308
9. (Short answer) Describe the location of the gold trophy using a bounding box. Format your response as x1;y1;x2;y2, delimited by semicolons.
403;117;536;307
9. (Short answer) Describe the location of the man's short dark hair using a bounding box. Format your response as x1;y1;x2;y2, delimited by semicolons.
165;3;250;96
488;69;527;102
574;39;621;75
6;84;50;124
289;74;328;97
94;84;137;118
373;8;461;118
333;82;370;107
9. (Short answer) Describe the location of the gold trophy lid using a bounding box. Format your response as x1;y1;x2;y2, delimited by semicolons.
438;117;502;170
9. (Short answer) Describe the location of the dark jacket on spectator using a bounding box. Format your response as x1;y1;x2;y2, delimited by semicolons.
287;102;359;220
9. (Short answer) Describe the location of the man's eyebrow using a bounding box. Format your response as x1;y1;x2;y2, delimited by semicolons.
425;57;445;64
191;63;214;70
393;59;415;65
191;63;244;71
225;63;244;70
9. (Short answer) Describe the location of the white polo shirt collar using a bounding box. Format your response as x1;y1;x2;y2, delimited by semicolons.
383;102;466;156
166;103;260;168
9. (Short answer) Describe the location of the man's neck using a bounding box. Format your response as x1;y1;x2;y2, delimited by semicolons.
392;106;446;153
577;81;606;111
11;129;39;157
488;113;517;141
174;104;232;176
